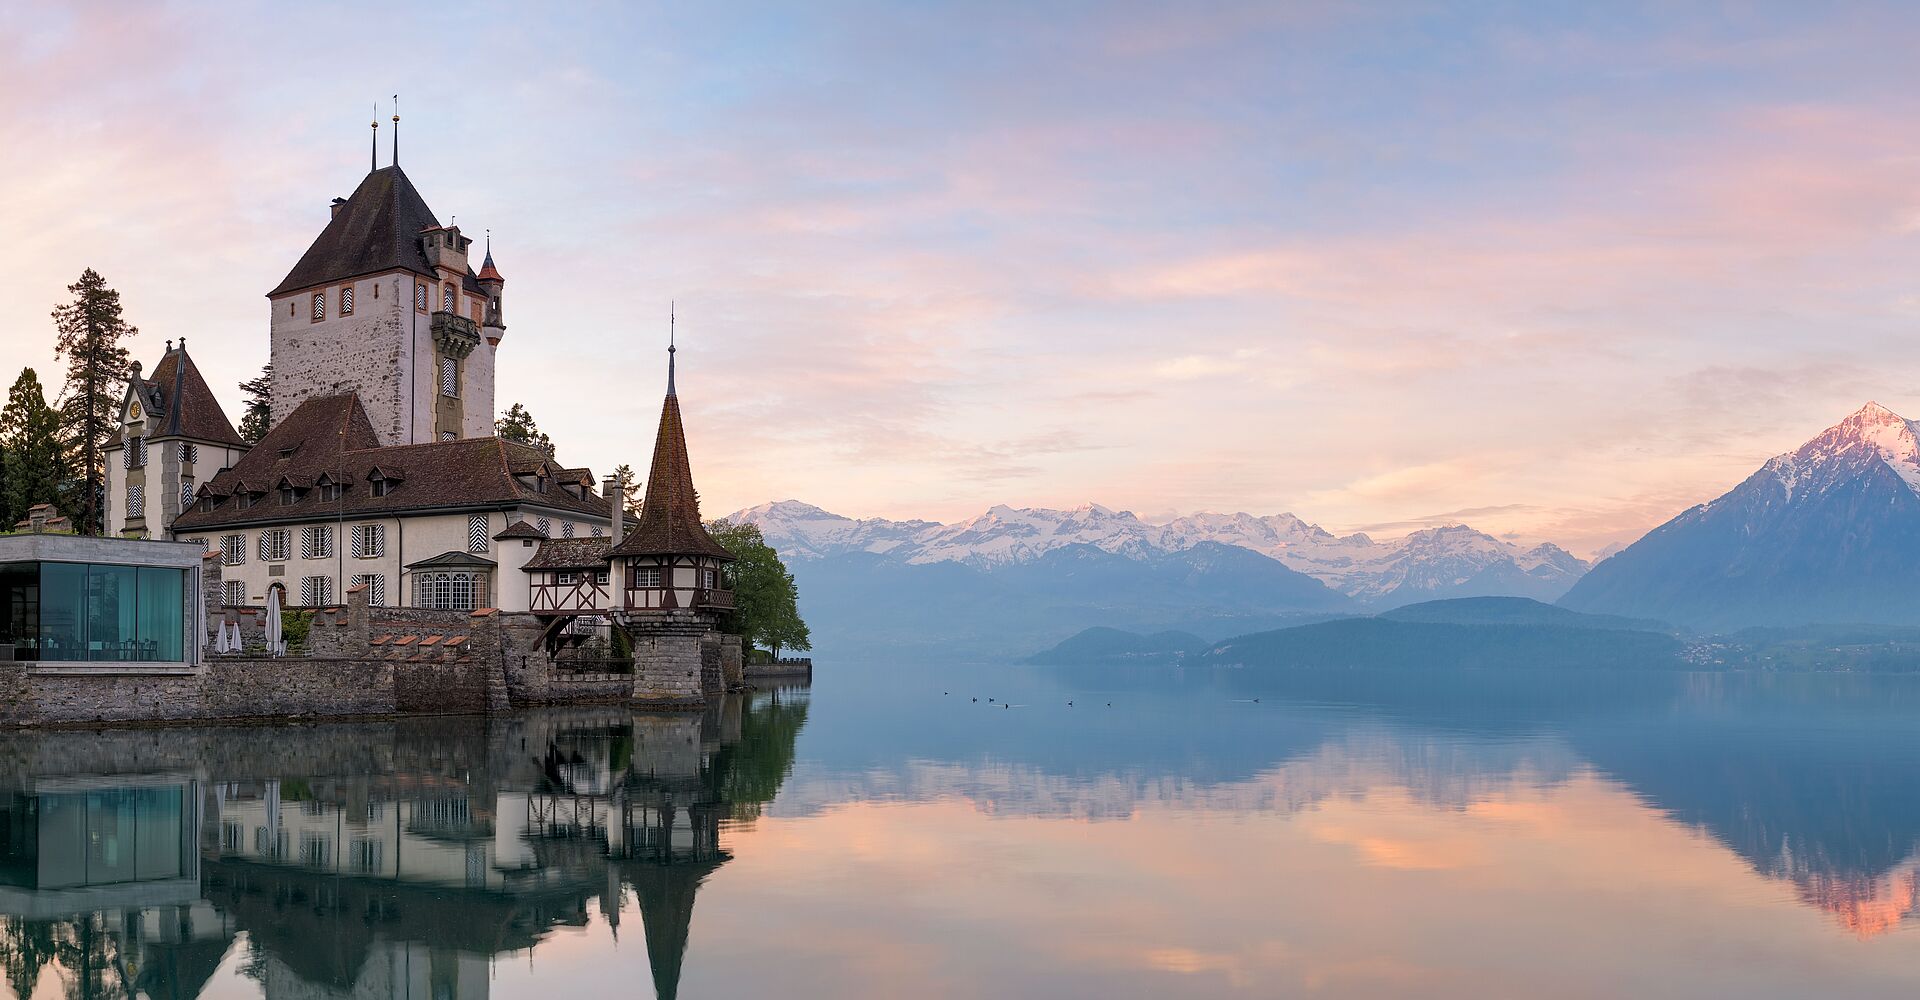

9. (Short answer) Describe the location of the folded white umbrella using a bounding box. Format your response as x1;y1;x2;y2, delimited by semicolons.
266;589;284;657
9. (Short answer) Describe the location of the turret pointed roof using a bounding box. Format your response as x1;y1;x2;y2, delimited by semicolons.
628;859;722;1000
136;342;246;446
608;354;734;561
269;165;482;297
477;249;504;283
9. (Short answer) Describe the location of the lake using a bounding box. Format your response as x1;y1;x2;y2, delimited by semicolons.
2;659;1919;998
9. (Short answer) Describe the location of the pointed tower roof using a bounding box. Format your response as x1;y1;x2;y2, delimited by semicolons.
608;348;734;561
477;248;504;283
139;342;247;446
628;859;722;1000
269;166;482;297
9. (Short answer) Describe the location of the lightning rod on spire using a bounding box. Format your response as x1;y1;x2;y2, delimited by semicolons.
667;302;677;396
391;95;400;166
370;102;379;173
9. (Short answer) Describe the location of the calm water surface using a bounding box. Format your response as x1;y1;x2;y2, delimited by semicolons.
2;659;1919;999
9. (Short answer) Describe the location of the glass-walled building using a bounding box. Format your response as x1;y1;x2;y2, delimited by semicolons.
0;536;203;666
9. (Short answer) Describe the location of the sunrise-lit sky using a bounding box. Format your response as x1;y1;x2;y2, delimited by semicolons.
7;2;1920;555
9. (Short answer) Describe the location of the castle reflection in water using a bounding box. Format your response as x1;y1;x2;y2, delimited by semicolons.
0;686;808;1000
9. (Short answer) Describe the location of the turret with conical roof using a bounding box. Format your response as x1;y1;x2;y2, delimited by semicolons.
609;339;735;614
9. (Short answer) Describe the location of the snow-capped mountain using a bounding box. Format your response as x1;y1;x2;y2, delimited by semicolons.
729;499;1587;606
1562;402;1920;629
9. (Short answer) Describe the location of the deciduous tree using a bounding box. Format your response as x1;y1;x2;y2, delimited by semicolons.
707;519;811;656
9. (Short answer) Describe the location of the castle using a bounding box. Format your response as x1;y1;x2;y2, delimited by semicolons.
101;154;735;644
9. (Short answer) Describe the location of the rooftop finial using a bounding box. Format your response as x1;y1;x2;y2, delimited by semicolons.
391;94;400;167
485;228;491;254
166;339;173;352
667;302;677;396
371;101;379;173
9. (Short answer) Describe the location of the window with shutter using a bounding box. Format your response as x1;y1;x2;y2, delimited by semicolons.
126;485;144;518
222;581;247;606
341;286;354;315
442;285;454;312
415;283;428;312
312;292;326;320
181;442;197;463
180;481;195;510
536;517;551;537
302;526;333;559
468;515;489;553
561;521;574;538
221;534;246;565
352;574;386;606
441;359;458;397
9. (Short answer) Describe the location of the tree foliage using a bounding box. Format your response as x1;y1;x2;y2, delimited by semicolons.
707;519;811;655
238;362;273;443
50;268;137;535
496;402;554;456
611;463;642;515
1;369;67;527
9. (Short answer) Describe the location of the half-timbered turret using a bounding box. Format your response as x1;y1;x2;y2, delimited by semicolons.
605;342;735;613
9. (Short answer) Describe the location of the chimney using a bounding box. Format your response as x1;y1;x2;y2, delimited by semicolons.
604;474;625;549
330;197;348;218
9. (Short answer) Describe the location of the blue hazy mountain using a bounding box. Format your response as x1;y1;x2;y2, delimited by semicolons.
1024;627;1208;665
1199;617;1686;671
785;540;1352;660
731;500;1590;657
1381;596;1673;632
1562;403;1920;631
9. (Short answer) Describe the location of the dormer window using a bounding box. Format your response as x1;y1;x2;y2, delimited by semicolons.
371;478;394;498
320;482;342;501
238;493;257;509
311;292;326;321
278;444;299;459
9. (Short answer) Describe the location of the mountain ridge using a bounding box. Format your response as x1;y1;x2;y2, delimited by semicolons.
728;499;1589;607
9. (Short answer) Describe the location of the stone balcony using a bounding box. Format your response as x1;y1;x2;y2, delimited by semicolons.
430;311;481;358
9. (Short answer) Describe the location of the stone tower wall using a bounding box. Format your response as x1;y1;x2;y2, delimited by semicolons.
271;272;416;445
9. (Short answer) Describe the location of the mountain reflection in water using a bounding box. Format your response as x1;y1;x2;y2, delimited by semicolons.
1;663;1919;998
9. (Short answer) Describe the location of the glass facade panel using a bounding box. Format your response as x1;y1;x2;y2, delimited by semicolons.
38;562;85;661
138;567;183;661
0;562;36;661
87;564;137;660
0;563;187;663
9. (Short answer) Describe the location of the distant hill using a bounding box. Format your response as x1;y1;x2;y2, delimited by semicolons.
1200;618;1687;671
1026;627;1207;665
1381;597;1672;633
1562;403;1920;631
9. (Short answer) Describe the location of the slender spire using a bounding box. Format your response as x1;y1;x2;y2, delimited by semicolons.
370;102;379;173
667;302;677;396
391;94;400;166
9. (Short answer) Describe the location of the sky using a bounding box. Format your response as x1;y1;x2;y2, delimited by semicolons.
6;2;1920;556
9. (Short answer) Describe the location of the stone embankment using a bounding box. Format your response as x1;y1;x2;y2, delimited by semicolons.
0;560;759;726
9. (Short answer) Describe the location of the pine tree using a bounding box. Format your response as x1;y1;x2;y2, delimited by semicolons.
50;268;137;535
1;369;68;526
238;362;273;442
496;402;554;456
611;463;642;515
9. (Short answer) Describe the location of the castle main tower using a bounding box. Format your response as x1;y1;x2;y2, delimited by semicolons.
266;165;504;446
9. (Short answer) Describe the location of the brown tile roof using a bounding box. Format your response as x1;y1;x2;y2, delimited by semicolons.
493;519;546;540
523;537;612;570
607;365;733;562
171;393;614;531
135;344;246;447
268;166;483;298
